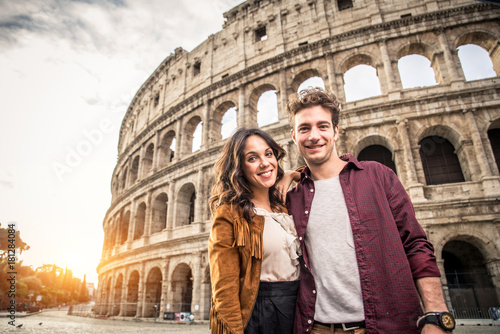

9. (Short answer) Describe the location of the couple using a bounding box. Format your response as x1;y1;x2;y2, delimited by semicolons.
208;88;455;334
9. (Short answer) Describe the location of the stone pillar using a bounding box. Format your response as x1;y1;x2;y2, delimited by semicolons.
136;265;145;318
191;254;203;317
119;269;128;316
152;130;161;171
326;53;336;94
238;84;246;128
194;169;205;232
397;119;426;202
126;201;137;250
143;191;153;241
174;120;183;161
435;29;461;84
160;259;170;316
202;101;210;150
379;39;401;100
278;69;289;121
166;181;176;231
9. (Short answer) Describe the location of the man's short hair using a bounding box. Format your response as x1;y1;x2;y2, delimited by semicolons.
287;88;340;129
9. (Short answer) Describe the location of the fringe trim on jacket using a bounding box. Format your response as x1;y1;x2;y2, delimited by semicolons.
233;217;262;259
210;306;237;334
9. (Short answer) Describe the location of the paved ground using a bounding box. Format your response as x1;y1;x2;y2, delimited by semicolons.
1;310;499;333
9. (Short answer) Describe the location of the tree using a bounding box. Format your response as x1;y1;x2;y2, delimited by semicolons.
0;223;30;260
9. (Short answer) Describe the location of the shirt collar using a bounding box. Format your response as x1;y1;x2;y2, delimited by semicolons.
298;153;364;181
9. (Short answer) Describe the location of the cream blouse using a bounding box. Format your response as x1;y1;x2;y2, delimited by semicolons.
254;207;301;282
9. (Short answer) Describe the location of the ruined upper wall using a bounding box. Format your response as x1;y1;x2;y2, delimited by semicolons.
117;0;491;153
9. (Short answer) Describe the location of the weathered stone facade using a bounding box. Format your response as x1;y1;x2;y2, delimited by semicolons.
96;0;500;321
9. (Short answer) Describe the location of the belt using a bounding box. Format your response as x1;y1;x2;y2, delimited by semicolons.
315;320;366;331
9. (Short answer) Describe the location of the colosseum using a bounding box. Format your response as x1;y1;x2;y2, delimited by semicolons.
95;0;500;322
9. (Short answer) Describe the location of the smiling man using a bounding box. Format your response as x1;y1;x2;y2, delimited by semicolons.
286;88;454;334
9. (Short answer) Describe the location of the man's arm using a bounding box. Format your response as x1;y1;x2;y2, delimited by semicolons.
416;277;452;333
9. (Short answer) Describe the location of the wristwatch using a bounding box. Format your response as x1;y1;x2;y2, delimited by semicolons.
417;311;455;332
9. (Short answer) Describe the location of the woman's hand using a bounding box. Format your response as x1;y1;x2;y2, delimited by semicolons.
277;170;301;201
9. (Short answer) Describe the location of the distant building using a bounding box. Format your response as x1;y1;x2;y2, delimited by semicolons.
86;283;95;300
96;0;500;321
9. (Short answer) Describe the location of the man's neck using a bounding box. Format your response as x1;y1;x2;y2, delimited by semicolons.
308;156;347;180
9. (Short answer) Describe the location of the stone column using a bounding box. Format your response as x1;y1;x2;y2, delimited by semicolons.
202;101;210;150
194;169;205;232
166;181;176;231
126;201;137;250
160;259;170;317
191;254;203;317
174;119;183;161
435;29;461;84
378;39;401;100
143;191;153;242
278;69;289;121
238;84;246;128
152;130;161;171
326;53;336;94
397;119;426;201
136;265;145;318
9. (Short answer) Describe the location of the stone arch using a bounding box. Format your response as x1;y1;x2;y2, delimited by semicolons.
134;202;146;239
455;30;500;76
130;155;140;184
143;143;154;176
120;210;130;245
354;135;397;175
112;274;123;316
125;270;140;317
291;68;325;92
248;83;279;128
396;42;438;89
171;263;193;313
339;53;382;101
441;234;500;319
151;192;168;234
183;116;202;154
213;101;237;141
158;130;176;166
144;266;162;318
175;183;196;227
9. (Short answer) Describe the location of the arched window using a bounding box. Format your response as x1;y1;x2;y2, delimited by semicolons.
121;167;128;191
126;271;140;316
221;107;237;139
144;267;162;318
458;44;496;81
257;90;279;127
297;76;325;93
159;131;176;166
143;143;154;174
134;203;146;239
171;264;193;313
188;192;196;224
344;65;382;102
398;54;437;89
419;136;465;185
120;211;130;244
443;239;498;319
152;193;168;233
192;122;202;152
488;128;500;172
130;156;140;184
176;184;196;227
358;145;397;175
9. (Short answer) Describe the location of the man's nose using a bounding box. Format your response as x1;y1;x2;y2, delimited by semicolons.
308;127;320;140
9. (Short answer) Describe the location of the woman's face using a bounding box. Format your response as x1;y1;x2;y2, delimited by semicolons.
241;135;278;193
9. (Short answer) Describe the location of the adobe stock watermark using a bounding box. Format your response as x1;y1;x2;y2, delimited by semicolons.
52;118;114;182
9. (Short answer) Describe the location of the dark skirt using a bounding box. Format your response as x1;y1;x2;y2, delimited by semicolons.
245;280;300;334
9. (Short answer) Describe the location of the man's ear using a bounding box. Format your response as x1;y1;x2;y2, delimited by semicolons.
333;125;339;141
291;129;296;143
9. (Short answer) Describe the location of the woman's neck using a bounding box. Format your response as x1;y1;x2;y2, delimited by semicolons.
251;190;272;212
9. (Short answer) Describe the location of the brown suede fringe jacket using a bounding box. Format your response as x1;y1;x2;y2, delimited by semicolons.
209;203;287;334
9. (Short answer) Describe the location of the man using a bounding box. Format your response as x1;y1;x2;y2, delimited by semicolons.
286;88;455;334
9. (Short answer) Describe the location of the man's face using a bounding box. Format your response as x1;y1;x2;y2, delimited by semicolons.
291;105;338;167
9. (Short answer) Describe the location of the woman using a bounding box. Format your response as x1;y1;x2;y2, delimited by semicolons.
209;128;300;334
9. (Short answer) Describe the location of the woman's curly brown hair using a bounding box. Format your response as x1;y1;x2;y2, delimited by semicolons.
209;128;286;223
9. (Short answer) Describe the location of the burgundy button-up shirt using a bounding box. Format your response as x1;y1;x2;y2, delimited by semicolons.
286;154;441;334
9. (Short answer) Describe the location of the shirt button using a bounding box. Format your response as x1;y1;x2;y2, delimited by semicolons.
310;189;314;192
304;264;307;268
299;237;303;241
313;290;316;294
308;320;312;324
305;210;309;214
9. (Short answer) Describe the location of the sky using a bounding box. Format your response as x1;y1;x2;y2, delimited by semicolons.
0;0;244;286
0;0;495;288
